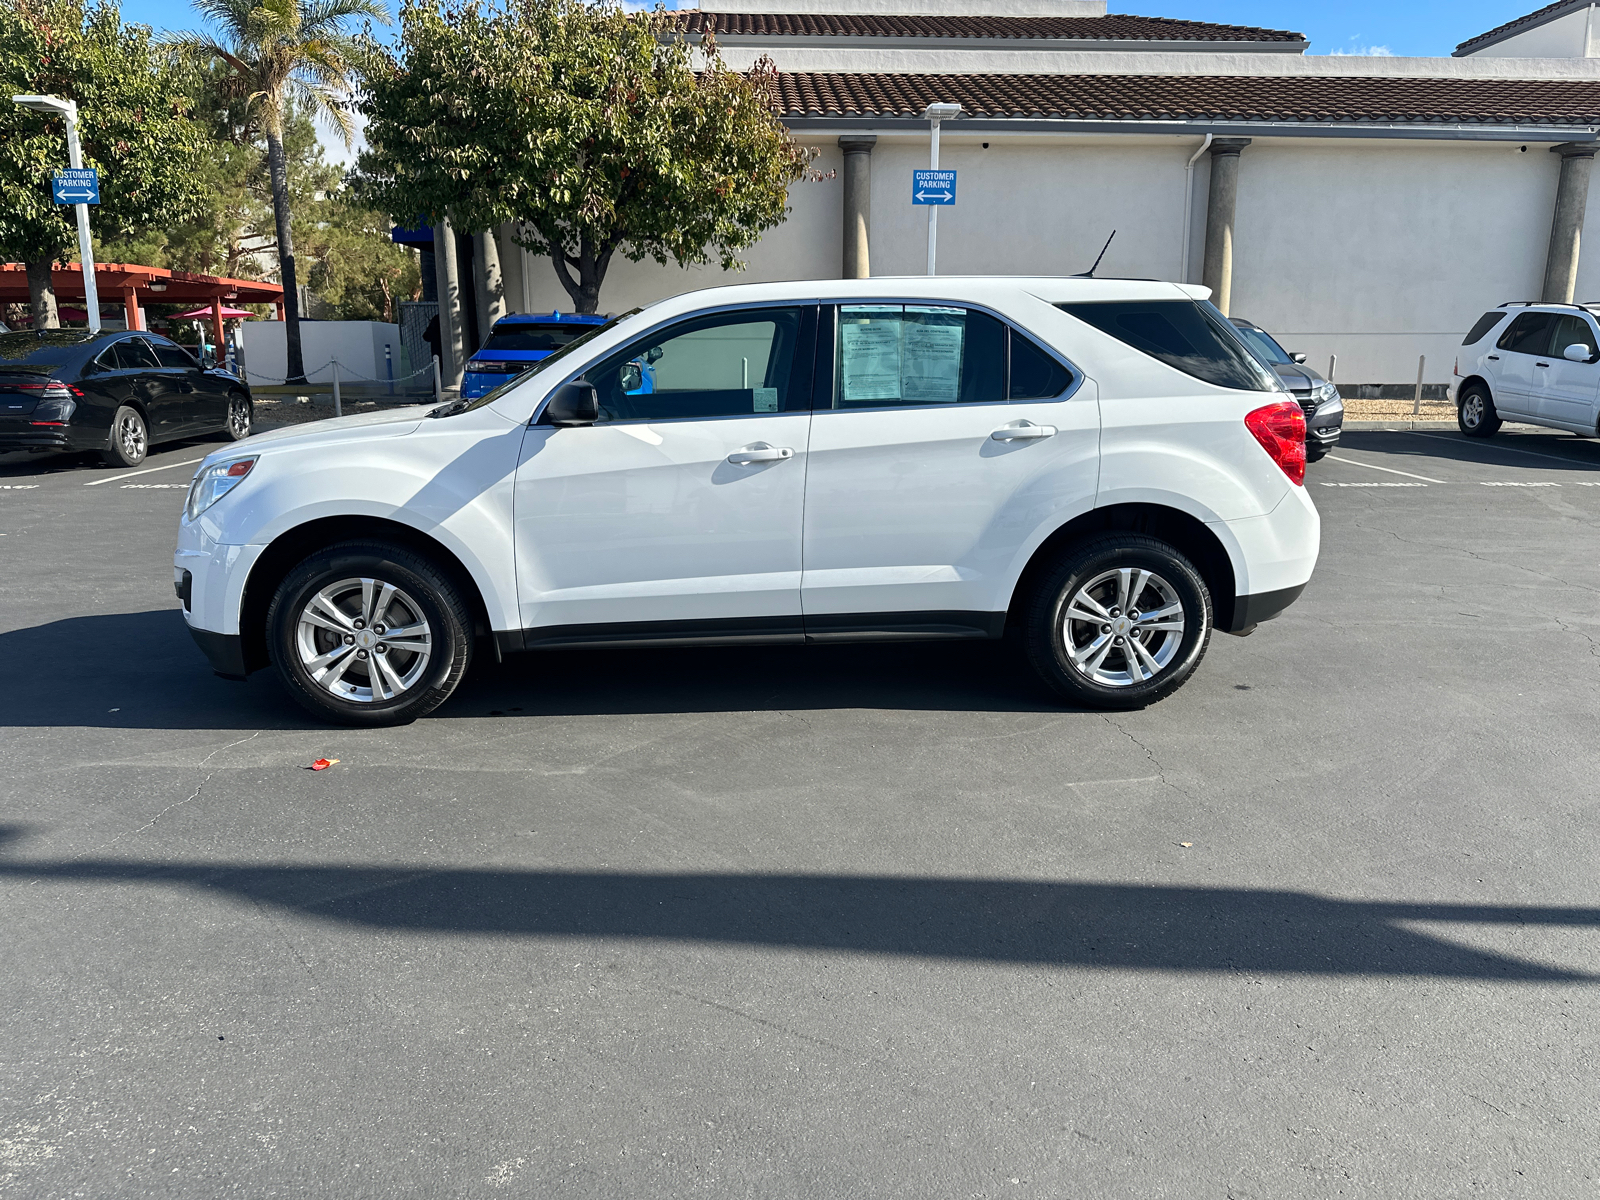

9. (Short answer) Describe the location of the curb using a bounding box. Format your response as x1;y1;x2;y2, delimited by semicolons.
1342;420;1458;431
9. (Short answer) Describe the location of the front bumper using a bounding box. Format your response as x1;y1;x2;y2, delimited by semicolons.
187;624;248;679
176;515;268;676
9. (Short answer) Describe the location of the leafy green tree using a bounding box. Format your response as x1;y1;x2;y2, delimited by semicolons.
357;0;813;314
168;0;386;381
0;0;208;327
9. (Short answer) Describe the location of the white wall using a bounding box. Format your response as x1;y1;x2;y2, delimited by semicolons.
1464;8;1592;59
518;133;1575;385
238;320;403;385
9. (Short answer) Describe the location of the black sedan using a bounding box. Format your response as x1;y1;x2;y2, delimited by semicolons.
0;329;252;467
1230;318;1343;463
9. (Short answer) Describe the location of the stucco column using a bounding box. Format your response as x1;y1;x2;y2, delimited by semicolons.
1201;138;1251;316
432;216;464;389
1542;142;1600;303
474;229;506;332
839;135;877;280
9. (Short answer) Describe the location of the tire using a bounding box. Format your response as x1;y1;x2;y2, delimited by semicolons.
1458;383;1502;438
1023;535;1212;710
266;541;474;726
100;405;148;467
223;392;252;441
1305;441;1329;464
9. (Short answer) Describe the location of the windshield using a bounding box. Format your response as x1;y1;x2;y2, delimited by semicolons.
1231;324;1293;366
480;324;597;354
431;310;638;417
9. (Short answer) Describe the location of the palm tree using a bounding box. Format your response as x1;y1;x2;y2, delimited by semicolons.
169;0;385;383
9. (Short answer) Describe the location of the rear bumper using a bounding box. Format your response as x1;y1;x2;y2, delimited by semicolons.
1225;583;1306;633
0;427;91;453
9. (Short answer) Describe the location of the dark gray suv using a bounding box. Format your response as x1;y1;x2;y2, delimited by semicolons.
1230;318;1343;463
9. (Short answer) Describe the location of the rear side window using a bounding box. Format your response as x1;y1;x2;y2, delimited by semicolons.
1463;312;1505;346
1058;300;1278;392
482;324;593;353
1497;312;1557;355
114;338;161;370
834;305;1006;407
1009;331;1074;399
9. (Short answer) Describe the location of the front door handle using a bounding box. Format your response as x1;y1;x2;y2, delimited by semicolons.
990;421;1057;442
1536;361;1551;368
1486;354;1499;360
727;443;794;465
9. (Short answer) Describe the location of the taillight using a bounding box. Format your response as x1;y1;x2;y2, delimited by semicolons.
1245;400;1307;486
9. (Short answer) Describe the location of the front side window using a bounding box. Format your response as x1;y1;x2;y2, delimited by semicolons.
586;307;809;422
482;324;593;354
1549;314;1597;359
1497;311;1558;356
148;336;199;369
1059;300;1279;392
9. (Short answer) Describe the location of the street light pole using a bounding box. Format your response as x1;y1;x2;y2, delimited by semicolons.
922;103;962;276
12;94;100;333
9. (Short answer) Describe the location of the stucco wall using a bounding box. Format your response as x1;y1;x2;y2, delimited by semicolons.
515;134;1582;385
1465;9;1591;60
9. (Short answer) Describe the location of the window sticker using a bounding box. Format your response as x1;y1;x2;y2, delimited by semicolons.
754;387;779;412
840;312;903;402
839;305;967;404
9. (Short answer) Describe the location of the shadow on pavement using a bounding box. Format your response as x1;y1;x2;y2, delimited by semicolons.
1338;429;1600;471
0;829;1588;981
0;609;1067;730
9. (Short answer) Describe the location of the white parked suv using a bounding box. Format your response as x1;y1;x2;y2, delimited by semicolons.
175;278;1320;725
1451;302;1600;438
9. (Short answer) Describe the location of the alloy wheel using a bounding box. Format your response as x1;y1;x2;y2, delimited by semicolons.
295;576;433;703
228;396;251;439
1462;394;1484;429
1061;567;1186;687
118;411;147;462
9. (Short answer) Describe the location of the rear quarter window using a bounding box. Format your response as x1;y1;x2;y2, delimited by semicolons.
1057;300;1279;392
1463;312;1506;346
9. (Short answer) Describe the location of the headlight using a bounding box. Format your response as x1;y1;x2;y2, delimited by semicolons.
1318;381;1340;403
185;456;257;522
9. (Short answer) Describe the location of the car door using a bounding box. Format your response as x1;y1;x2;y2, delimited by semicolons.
1534;313;1600;431
147;335;221;432
1491;311;1558;418
800;303;1096;634
512;304;816;640
111;336;186;439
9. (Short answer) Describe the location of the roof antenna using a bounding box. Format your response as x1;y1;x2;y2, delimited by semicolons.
1074;230;1117;278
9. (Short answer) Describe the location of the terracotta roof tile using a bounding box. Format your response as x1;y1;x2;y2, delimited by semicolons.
1455;1;1582;55
770;71;1600;126
679;12;1304;43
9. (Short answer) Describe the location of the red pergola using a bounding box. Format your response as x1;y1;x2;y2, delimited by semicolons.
0;262;285;348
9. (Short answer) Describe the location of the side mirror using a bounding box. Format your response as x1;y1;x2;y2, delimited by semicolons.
1290;352;1308;364
1563;343;1592;362
542;379;599;426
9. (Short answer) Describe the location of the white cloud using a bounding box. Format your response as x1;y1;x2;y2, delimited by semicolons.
1328;36;1396;57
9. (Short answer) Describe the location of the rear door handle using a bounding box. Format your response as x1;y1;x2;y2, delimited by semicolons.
1486;355;1499;360
727;443;794;465
990;421;1057;442
1536;361;1551;368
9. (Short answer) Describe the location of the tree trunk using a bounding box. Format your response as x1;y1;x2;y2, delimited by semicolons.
547;229;615;315
264;127;306;384
25;260;59;330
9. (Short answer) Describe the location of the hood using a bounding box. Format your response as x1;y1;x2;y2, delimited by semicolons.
1272;363;1322;393
229;404;427;453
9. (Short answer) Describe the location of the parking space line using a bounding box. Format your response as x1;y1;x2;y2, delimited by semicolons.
1402;431;1600;468
1325;454;1446;483
84;457;205;487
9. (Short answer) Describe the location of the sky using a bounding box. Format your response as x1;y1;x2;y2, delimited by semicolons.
111;0;1560;161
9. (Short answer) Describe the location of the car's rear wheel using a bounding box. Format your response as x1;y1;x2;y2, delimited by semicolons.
100;405;148;467
266;541;473;726
224;392;252;441
1458;383;1501;438
1024;535;1212;710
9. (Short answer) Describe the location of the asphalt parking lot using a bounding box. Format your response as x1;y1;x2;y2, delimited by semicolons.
1;427;1598;1198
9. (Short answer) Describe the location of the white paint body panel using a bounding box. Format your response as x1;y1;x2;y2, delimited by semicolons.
1455;303;1600;436
513;414;810;629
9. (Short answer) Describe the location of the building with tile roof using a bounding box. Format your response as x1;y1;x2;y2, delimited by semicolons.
497;0;1600;387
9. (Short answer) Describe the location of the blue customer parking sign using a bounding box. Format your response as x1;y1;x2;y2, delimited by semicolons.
912;169;956;205
51;168;99;204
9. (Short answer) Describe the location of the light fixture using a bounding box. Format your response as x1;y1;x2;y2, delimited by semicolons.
147;281;167;293
922;102;963;121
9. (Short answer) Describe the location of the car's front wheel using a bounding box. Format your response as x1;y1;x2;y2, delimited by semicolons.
1024;535;1212;710
1458;383;1502;438
266;541;474;726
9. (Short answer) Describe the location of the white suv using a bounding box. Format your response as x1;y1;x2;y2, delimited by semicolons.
1452;303;1600;438
175;278;1320;725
